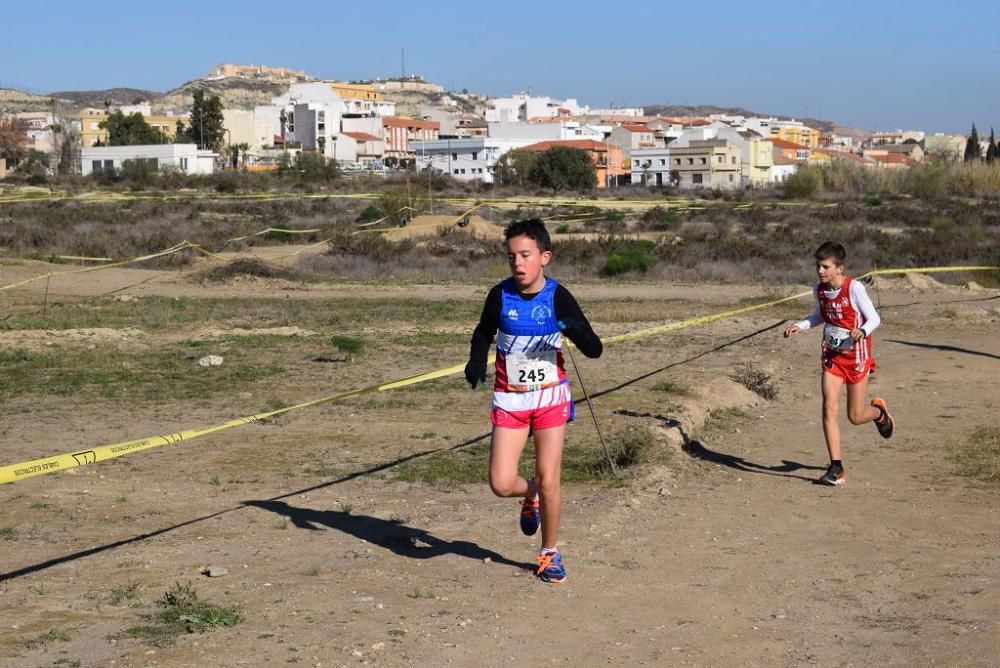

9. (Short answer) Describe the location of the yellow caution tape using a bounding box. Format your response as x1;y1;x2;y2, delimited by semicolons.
1;263;997;486
225;227;322;243
48;255;115;263
0;357;488;486
0;242;193;292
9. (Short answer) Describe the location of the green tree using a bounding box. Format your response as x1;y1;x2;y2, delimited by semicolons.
986;128;998;164
228;142;250;169
493;148;538;187
526;146;597;193
99;111;169;146
292;151;340;182
964;123;982;162
184;90;225;151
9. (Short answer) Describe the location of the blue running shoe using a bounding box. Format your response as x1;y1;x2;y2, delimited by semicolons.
536;550;566;583
520;494;541;536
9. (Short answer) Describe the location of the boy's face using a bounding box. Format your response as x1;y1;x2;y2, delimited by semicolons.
507;234;551;292
815;257;844;285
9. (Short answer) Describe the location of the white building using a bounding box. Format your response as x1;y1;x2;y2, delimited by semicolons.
14;112;56;154
487;120;601;143
81;144;217;175
771;155;799;183
630;148;672;187
119;102;152;116
411;138;499;183
270;83;347;157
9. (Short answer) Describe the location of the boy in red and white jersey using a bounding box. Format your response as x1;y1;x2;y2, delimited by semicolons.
784;241;895;486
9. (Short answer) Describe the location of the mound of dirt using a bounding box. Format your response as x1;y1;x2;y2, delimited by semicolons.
0;327;146;349
195;258;299;283
380;215;504;240
199;326;318;338
876;272;947;293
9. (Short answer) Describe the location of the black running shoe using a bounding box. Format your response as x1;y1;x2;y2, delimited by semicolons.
871;398;895;439
817;464;846;486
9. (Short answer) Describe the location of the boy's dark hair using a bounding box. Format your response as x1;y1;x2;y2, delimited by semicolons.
505;218;551;253
814;241;846;265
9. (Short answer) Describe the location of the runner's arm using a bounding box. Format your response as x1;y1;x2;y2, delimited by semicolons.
850;280;881;336
554;286;603;358
793;288;823;331
469;284;501;365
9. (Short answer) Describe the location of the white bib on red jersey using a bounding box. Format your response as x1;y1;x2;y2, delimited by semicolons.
817;276;872;372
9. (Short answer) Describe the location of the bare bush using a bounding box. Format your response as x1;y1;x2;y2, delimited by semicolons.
731;362;778;400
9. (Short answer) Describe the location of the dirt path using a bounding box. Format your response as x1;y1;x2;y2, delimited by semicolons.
0;268;998;666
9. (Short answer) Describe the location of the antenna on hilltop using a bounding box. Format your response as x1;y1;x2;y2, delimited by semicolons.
401;48;406;79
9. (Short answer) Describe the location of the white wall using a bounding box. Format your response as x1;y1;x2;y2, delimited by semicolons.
630;148;672;186
222;109;256;148
253;106;282;149
81;144;216;175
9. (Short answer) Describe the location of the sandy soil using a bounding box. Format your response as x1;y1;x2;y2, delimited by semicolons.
1;249;998;667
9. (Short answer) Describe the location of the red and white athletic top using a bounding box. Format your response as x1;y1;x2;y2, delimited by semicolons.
794;276;881;371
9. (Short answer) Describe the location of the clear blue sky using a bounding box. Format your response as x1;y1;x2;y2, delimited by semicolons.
5;0;999;133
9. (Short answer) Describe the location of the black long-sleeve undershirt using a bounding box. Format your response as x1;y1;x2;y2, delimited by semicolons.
469;282;603;365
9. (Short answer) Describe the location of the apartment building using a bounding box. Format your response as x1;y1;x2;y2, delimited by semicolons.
74;109;185;148
381;117;440;160
669;139;742;189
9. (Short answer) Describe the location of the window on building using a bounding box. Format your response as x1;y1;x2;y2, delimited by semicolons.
700;157;707;165
675;158;681;165
460;168;466;174
729;174;734;182
693;173;703;184
454;169;459;174
472;152;478;160
103;160;114;170
452;153;458;160
92;160;102;172
717;155;723;164
179;157;188;170
687;158;693;165
659;159;666;165
634;159;640;167
731;156;737;165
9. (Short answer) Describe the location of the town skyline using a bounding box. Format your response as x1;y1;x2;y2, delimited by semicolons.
6;0;1000;135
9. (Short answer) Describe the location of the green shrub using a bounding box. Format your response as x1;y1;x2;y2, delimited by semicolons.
600;244;657;276
782;167;822;198
357;204;383;223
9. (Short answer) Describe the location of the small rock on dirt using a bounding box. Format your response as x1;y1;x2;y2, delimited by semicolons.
198;355;224;367
204;565;228;577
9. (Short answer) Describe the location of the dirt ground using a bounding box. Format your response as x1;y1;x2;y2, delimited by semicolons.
1;250;998;667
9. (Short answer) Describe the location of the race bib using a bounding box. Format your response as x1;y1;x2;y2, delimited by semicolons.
823;325;855;352
507;351;559;391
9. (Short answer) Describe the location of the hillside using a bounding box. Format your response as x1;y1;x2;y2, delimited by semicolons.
0;88;68;114
155;77;292;113
48;87;162;108
643;103;835;132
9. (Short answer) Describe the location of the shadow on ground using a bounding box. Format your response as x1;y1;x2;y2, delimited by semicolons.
244;500;534;572
615;409;825;483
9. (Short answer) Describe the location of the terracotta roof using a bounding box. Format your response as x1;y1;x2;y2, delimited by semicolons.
521;139;608;152
874;152;916;165
770;137;808;150
343;132;381;141
773;155;799;166
621;123;650;133
382;117;439;129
